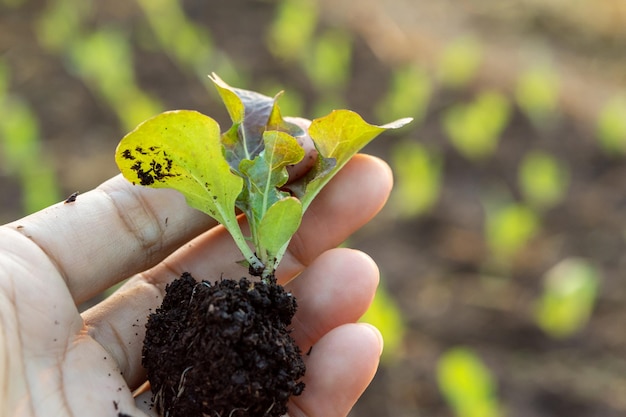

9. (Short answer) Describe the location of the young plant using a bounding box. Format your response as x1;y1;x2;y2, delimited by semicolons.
114;74;411;417
116;74;411;280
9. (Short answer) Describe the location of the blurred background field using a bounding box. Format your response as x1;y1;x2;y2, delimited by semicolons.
3;0;626;416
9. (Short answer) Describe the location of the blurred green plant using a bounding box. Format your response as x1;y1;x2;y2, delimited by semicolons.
69;28;163;131
486;202;540;263
389;141;442;218
37;0;163;132
437;347;503;417
303;28;352;92
1;0;26;8
360;280;406;363
518;151;569;210
266;0;319;61
0;61;8;96
442;91;511;160
376;64;432;125
36;0;93;53
268;0;352;117
260;82;305;117
515;64;560;128
312;94;346;119
534;258;599;339
0;80;61;215
135;0;233;81
597;96;626;154
436;36;483;89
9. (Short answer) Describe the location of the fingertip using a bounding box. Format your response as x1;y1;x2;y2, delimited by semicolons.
348;153;394;208
351;249;380;289
291;323;383;417
337;248;380;310
357;322;385;358
364;153;394;189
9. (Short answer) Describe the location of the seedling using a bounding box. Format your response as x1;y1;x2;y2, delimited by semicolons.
437;347;503;417
117;74;410;280
115;74;411;417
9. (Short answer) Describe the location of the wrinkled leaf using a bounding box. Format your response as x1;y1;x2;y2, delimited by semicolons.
258;197;302;257
210;74;305;171
288;109;412;210
115;110;243;237
210;73;272;167
210;73;304;172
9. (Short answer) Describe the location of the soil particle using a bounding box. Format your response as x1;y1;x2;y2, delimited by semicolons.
64;191;79;203
142;272;305;417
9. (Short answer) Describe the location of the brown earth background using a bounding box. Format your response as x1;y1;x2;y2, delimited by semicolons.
3;1;626;416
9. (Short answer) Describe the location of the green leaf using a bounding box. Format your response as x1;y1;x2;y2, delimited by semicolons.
210;73;304;171
210;73;275;166
288;110;412;210
266;91;305;136
210;73;246;125
115;110;252;259
258;197;302;257
239;130;305;224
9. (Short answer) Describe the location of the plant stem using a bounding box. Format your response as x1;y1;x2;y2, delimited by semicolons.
225;222;265;273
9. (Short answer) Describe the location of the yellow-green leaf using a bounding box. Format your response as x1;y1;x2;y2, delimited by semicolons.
289;110;412;210
115;110;242;231
210;73;246;125
258;197;302;257
239;130;305;225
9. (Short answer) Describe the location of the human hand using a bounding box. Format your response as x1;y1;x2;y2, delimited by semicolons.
0;154;391;417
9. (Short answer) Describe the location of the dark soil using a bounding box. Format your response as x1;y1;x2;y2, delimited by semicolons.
142;272;305;417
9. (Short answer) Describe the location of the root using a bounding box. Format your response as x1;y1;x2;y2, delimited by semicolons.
176;366;194;398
